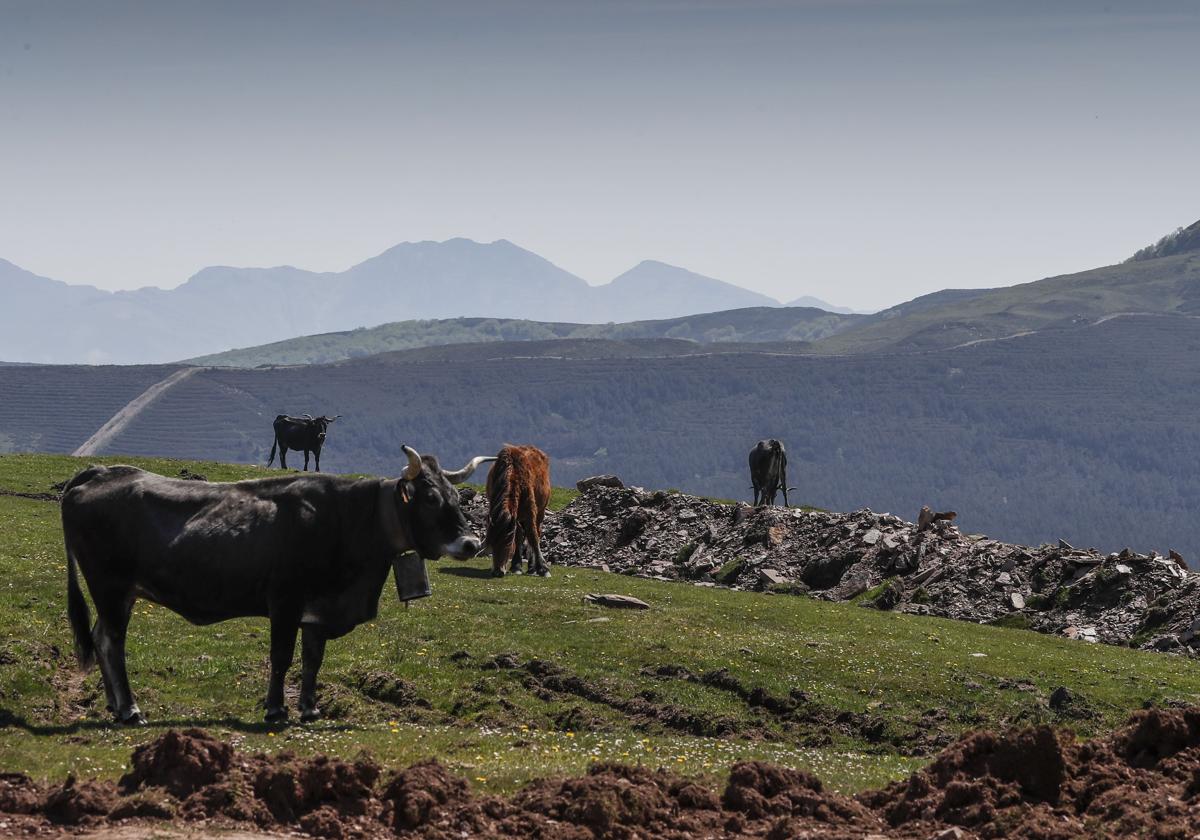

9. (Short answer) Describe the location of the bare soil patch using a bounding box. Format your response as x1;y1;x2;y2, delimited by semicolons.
6;708;1200;837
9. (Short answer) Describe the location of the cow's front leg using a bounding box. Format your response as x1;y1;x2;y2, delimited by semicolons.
94;595;144;725
303;450;310;471
299;624;327;722
265;615;299;723
313;447;321;473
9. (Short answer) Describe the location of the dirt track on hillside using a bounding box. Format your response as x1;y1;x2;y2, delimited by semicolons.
72;367;201;457
6;707;1200;838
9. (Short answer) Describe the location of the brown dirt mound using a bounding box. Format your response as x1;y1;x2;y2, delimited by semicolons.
865;707;1200;838
10;710;1200;837
120;728;233;798
380;759;472;832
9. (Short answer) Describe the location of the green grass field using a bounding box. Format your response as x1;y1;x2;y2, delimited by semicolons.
2;453;1199;795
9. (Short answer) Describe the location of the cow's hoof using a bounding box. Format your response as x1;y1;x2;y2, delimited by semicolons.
537;568;551;578
299;707;322;723
264;707;289;724
491;569;505;578
119;708;148;726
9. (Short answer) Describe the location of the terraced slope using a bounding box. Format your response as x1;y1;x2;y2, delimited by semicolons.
0;364;180;453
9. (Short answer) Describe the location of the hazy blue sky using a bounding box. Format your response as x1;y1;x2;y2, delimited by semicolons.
1;1;1197;310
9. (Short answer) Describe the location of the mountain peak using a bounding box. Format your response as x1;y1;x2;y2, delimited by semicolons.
1127;219;1200;262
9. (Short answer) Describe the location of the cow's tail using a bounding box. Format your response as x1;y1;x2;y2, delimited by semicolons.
486;451;518;559
267;436;278;468
66;547;95;671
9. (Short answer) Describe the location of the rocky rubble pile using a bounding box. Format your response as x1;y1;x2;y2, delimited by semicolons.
533;481;1200;653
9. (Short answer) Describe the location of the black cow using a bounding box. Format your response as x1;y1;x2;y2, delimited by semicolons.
61;446;493;725
749;439;790;507
267;414;340;472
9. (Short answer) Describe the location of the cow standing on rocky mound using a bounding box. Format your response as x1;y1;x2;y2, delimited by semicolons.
485;445;552;577
749;439;790;507
61;446;493;725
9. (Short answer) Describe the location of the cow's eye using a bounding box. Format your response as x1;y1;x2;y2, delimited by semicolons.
422;491;442;507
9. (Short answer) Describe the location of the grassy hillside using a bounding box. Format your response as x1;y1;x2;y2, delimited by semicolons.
185;306;859;367
812;248;1200;354
2;454;1200;795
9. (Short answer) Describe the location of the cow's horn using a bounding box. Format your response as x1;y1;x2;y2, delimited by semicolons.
401;445;423;480
442;455;496;484
301;413;313;420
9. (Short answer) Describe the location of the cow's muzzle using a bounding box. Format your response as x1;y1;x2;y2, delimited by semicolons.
442;534;483;560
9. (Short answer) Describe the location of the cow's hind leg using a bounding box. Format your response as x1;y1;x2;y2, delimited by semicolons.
92;593;144;725
508;525;526;574
265;614;299;723
521;504;550;578
302;450;310;471
299;625;326;722
279;447;289;470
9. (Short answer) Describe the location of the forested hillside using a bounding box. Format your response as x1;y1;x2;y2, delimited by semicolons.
187;306;859;367
5;313;1200;560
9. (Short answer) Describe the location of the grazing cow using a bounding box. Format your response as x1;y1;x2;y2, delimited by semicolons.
61;446;493;725
749;439;790;507
485;445;552;577
267;414;340;472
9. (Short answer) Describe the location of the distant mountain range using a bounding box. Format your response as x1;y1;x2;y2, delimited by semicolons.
0;240;852;365
4;219;1199;366
186;218;1200;366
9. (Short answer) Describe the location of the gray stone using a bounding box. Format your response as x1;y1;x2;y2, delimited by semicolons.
576;474;624;492
862;528;882;546
759;569;788;587
584;593;650;609
1009;592;1025;610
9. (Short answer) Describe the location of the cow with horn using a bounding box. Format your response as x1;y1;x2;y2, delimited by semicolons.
267;414;341;472
61;445;494;725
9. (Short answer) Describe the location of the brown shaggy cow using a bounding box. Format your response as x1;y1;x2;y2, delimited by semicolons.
485;444;551;577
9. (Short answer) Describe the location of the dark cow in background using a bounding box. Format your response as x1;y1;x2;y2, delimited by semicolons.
267;414;340;472
485;445;552;577
61;445;493;725
749;439;790;507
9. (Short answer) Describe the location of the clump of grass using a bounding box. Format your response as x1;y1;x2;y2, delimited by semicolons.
989;614;1032;631
714;558;746;584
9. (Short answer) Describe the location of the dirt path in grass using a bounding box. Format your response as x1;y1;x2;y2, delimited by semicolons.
72;368;203;457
